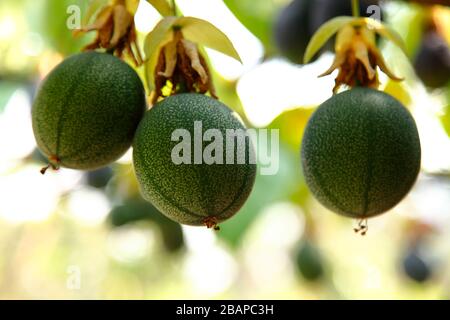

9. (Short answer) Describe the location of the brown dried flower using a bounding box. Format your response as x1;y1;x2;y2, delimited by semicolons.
74;0;143;66
151;29;217;104
320;24;402;93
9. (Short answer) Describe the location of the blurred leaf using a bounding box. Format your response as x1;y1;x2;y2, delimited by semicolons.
268;107;315;151
441;104;450;138
106;164;141;202
176;17;242;63
0;82;21;113
220;108;315;247
109;196;184;252
304;16;353;63
218;144;303;247
385;5;426;58
146;0;173;17
86;166;114;189
383;80;412;108
223;0;277;52
359;17;408;56
41;0;91;55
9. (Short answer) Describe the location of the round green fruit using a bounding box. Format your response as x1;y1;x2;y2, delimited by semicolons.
32;52;146;170
133;93;256;227
301;88;421;218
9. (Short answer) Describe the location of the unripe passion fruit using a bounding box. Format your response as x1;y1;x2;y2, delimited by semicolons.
133;93;256;227
32;52;146;171
301;88;421;218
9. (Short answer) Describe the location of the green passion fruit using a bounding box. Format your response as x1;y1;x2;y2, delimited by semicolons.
301;87;421;219
132;93;256;228
32;51;146;171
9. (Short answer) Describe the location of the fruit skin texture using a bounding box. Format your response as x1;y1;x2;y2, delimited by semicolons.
133;93;256;226
32;51;146;170
301;88;421;218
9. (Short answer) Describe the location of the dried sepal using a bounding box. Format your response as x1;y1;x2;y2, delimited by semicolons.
151;30;217;104
182;39;208;84
320;25;403;93
74;2;143;66
157;40;177;78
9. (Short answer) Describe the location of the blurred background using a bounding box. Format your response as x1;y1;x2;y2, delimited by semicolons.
0;0;449;299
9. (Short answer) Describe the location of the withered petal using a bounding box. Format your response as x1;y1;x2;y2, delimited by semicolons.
158;40;178;78
372;48;404;81
354;41;376;80
319;52;346;77
110;5;133;47
181;39;208;84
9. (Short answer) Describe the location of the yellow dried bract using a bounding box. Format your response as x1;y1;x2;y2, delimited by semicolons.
320;25;402;93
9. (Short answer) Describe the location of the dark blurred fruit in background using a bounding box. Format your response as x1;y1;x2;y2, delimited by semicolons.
414;29;450;89
402;245;432;283
109;197;184;253
86;166;114;189
273;0;313;64
308;0;381;35
295;239;325;282
273;0;380;64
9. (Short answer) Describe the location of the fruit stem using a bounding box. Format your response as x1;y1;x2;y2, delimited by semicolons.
352;0;360;18
40;155;60;175
203;217;220;231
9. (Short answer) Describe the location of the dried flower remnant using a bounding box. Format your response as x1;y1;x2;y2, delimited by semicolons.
151;30;217;104
74;1;143;66
320;24;402;93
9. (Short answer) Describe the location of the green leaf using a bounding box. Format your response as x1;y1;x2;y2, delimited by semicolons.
175;17;242;63
304;16;353;64
146;0;173;17
143;16;177;90
358;17;408;56
223;0;277;53
83;0;109;26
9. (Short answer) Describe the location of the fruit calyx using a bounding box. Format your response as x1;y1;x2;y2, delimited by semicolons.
40;155;60;175
203;216;220;231
151;29;217;104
